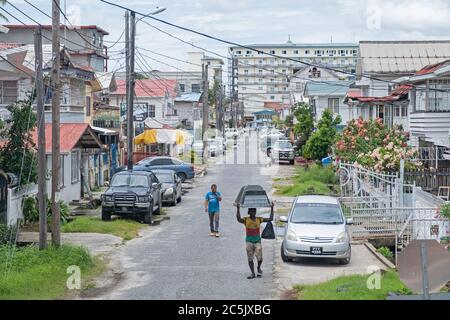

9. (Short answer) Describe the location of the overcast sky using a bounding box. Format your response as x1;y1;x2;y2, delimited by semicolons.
5;0;450;73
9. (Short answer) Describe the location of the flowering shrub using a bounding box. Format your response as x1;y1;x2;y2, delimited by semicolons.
334;117;419;171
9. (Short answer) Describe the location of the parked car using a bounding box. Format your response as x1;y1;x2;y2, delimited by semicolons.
225;128;238;139
270;139;296;165
101;171;162;224
134;156;195;182
152;169;182;206
280;195;352;265
208;138;224;157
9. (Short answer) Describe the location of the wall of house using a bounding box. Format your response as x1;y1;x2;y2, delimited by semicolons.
409;112;450;148
111;95;168;119
45;152;81;205
174;101;197;127
313;96;351;125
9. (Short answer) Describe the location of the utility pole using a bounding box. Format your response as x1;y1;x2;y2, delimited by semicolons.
51;0;61;246
34;26;46;250
124;10;129;167
126;11;136;170
202;63;209;163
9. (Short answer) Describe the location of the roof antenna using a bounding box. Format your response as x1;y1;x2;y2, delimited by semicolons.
287;34;292;44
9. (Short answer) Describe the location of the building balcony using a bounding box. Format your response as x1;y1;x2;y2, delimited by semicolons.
92;119;120;129
43;104;85;113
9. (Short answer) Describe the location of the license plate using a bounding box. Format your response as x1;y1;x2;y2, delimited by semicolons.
310;247;323;255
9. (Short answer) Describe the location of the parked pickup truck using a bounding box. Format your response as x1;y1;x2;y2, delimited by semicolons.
270;139;296;164
101;171;162;224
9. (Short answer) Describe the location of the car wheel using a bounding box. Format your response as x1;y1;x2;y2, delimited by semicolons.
177;194;181;203
177;172;187;182
281;242;292;263
101;209;111;221
143;201;153;224
339;246;351;265
171;193;177;206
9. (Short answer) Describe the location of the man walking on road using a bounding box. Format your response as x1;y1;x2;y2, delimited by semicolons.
236;202;274;279
205;184;222;237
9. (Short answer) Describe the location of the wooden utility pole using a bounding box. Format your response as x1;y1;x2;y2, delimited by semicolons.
51;0;61;246
123;10;129;166
126;11;136;170
202;63;209;163
34;26;47;250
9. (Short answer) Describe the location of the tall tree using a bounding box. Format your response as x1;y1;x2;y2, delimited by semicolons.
0;95;38;186
293;102;314;149
302;109;341;161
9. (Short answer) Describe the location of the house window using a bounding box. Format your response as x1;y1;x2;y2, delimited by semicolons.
246;50;252;54
281;60;286;64
270;50;275;54
242;87;247;91
270;96;275;100
245;78;249;82
0;80;18;105
294;50;299;54
258;69;263;74
282;50;287;54
149;105;156;118
395;106;400;117
85;96;91;117
258;86;263;90
191;83;201;93
305;50;310;55
258;78;262;83
236;50;242;54
258;60;263;64
401;105;408;117
328;98;339;114
71;151;80;184
179;84;185;92
244;70;249;74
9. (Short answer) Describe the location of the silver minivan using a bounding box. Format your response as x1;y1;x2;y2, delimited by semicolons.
280;195;352;265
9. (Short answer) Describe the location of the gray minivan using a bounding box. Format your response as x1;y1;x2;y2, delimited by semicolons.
280;195;352;264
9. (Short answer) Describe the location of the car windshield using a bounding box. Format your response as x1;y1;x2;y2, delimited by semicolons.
290;203;344;224
155;173;174;183
111;174;149;188
275;141;292;149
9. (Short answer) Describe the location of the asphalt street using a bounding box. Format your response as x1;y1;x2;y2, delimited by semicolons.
98;132;279;300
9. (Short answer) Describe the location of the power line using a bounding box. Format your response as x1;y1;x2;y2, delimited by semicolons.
99;0;450;94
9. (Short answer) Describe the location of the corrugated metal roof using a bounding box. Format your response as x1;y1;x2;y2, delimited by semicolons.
174;92;202;102
304;80;354;97
359;41;450;74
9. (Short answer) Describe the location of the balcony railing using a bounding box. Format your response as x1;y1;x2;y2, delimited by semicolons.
43;104;84;113
93;119;120;128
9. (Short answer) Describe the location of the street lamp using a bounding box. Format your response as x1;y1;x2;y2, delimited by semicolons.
136;7;167;24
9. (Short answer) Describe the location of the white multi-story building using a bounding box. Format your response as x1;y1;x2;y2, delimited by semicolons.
228;42;358;116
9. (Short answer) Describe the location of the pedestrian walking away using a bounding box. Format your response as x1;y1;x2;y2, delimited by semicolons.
204;184;222;237
236;202;274;279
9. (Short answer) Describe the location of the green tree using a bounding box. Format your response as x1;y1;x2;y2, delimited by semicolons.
284;114;294;127
303;109;341;161
0;95;38;186
293;102;314;151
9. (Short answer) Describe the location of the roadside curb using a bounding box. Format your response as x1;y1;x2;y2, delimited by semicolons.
364;242;396;269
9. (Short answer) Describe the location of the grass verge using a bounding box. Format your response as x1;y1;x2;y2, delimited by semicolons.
61;216;144;241
0;244;103;299
294;270;411;300
274;164;339;196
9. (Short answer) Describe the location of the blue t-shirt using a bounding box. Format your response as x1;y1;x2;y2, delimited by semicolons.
205;191;221;213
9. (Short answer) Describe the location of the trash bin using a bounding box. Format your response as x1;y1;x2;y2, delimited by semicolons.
321;156;332;166
234;185;271;208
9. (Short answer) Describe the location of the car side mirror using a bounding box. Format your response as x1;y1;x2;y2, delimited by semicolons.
152;182;159;188
346;218;353;225
279;216;288;223
104;181;110;187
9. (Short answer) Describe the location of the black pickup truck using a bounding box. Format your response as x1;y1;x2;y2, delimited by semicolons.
101;171;162;224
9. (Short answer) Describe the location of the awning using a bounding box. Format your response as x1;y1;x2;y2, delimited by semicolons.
134;129;190;145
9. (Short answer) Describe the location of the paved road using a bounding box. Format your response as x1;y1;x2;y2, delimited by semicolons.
97;133;278;300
